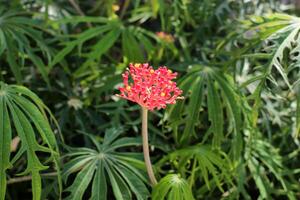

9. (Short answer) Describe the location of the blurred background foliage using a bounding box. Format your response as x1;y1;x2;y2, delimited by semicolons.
0;0;300;199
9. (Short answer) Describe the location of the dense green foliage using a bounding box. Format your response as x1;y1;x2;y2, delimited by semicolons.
0;0;299;199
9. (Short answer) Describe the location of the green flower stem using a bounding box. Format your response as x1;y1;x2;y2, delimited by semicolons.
142;107;158;185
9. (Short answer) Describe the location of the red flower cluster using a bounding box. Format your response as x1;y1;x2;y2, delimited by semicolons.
118;63;183;110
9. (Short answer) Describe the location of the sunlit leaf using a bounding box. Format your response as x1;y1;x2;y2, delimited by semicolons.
0;82;60;200
152;174;195;200
63;127;150;200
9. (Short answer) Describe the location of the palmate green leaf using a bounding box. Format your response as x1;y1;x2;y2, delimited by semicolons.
7;84;62;185
222;15;300;127
245;137;297;200
63;127;150;200
49;25;113;69
0;10;53;84
0;82;60;200
12;95;57;148
166;71;199;144
242;14;296;39
266;26;300;89
240;14;300;91
152;174;194;200
166;65;242;150
122;27;147;62
51;16;156;74
10;94;62;192
157;144;232;192
8;99;51;200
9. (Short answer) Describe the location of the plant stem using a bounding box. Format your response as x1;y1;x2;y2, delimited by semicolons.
142;107;158;185
7;172;57;185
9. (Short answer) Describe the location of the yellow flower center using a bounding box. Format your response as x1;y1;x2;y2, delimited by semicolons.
126;86;131;91
134;63;140;68
150;69;155;74
168;69;172;74
160;92;166;97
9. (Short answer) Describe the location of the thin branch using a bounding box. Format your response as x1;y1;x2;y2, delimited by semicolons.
68;0;92;28
7;172;57;185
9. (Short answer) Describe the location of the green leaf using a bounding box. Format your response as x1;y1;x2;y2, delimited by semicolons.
109;137;142;150
296;86;300;137
12;94;57;148
63;129;149;200
122;28;144;62
180;76;204;144
0;82;60;200
212;72;243;161
0;10;53;83
5;34;22;83
152;174;194;200
55;16;108;25
105;163;132;200
26;49;50;86
82;28;121;66
115;164;149;200
207;75;223;148
49;42;77;69
157;144;231;192
8;102;49;200
266;27;300;90
91;162;107;200
0;97;11;200
167;72;199;144
248;157;268;199
65;161;97;200
49;25;112;69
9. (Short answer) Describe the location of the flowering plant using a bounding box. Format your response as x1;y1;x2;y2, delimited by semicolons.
118;63;183;185
118;63;182;110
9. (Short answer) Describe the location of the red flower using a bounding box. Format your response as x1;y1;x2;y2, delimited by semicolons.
118;63;183;110
156;32;175;43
